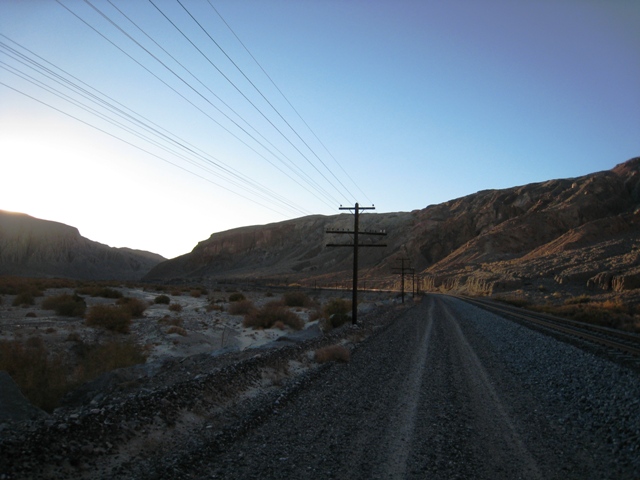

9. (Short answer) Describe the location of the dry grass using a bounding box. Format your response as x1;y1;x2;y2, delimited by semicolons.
169;303;183;312
315;344;351;363
531;298;640;332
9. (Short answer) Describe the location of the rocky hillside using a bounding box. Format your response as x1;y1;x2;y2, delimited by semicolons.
144;157;640;297
0;211;165;280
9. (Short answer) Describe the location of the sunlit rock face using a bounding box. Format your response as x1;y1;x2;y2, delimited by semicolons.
0;211;165;280
144;158;640;296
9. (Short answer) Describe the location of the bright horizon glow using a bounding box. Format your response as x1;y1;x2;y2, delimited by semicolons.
1;1;638;259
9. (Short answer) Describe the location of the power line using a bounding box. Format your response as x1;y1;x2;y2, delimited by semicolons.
54;0;338;209
0;79;298;218
158;0;349;205
0;37;310;216
178;0;358;205
207;0;373;205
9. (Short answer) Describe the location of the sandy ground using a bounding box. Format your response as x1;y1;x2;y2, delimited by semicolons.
0;286;376;364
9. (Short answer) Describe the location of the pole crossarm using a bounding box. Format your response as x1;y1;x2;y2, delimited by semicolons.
325;203;387;324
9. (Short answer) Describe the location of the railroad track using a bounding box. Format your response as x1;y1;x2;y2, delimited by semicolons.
457;295;640;358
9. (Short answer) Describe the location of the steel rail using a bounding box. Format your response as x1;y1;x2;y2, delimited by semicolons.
456;295;640;357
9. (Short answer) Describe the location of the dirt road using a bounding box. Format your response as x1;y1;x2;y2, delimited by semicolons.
173;295;638;479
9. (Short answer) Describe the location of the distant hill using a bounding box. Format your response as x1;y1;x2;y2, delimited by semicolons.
0;211;165;281
144;157;640;297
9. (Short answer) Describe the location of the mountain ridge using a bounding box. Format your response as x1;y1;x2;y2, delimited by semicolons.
0;210;165;281
144;157;640;297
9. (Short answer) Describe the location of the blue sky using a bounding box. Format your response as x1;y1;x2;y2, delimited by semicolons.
1;0;638;259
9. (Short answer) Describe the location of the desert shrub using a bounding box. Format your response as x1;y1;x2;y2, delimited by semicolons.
73;340;147;383
75;285;122;298
324;299;350;328
190;289;202;298
154;294;171;304
170;289;183;296
0;337;67;412
96;287;123;299
283;291;312;307
323;298;351;317
564;295;591;305
229;292;246;302
308;308;323;322
229;299;255;315
26;312;37;318
12;291;35;307
85;304;132;333
315;344;351;363
168;303;183;312
243;301;303;330
166;326;187;336
116;297;148;318
42;293;86;317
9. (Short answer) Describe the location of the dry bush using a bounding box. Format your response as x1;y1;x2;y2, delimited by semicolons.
116;297;148;318
229;299;255;315
243;301;304;330
76;285;123;299
73;339;147;384
0;337;67;412
42;293;86;317
308;309;323;322
12;291;36;307
283;291;312;307
166;326;187;336
229;292;246;302
154;294;171;304
169;303;183;312
323;298;351;317
85;304;132;333
315;344;351;363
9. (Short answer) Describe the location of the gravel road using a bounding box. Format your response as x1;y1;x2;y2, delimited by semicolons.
174;294;639;479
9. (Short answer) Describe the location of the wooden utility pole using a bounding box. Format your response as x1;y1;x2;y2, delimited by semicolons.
392;258;414;303
326;203;386;324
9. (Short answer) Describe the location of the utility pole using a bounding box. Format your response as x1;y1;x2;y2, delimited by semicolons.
392;258;414;303
326;203;386;324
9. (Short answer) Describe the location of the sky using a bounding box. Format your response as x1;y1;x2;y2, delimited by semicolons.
1;0;638;259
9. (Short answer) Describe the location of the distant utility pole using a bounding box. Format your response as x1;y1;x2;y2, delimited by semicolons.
392;258;414;303
326;203;386;324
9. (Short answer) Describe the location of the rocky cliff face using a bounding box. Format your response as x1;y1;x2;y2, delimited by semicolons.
145;158;640;297
0;211;165;280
